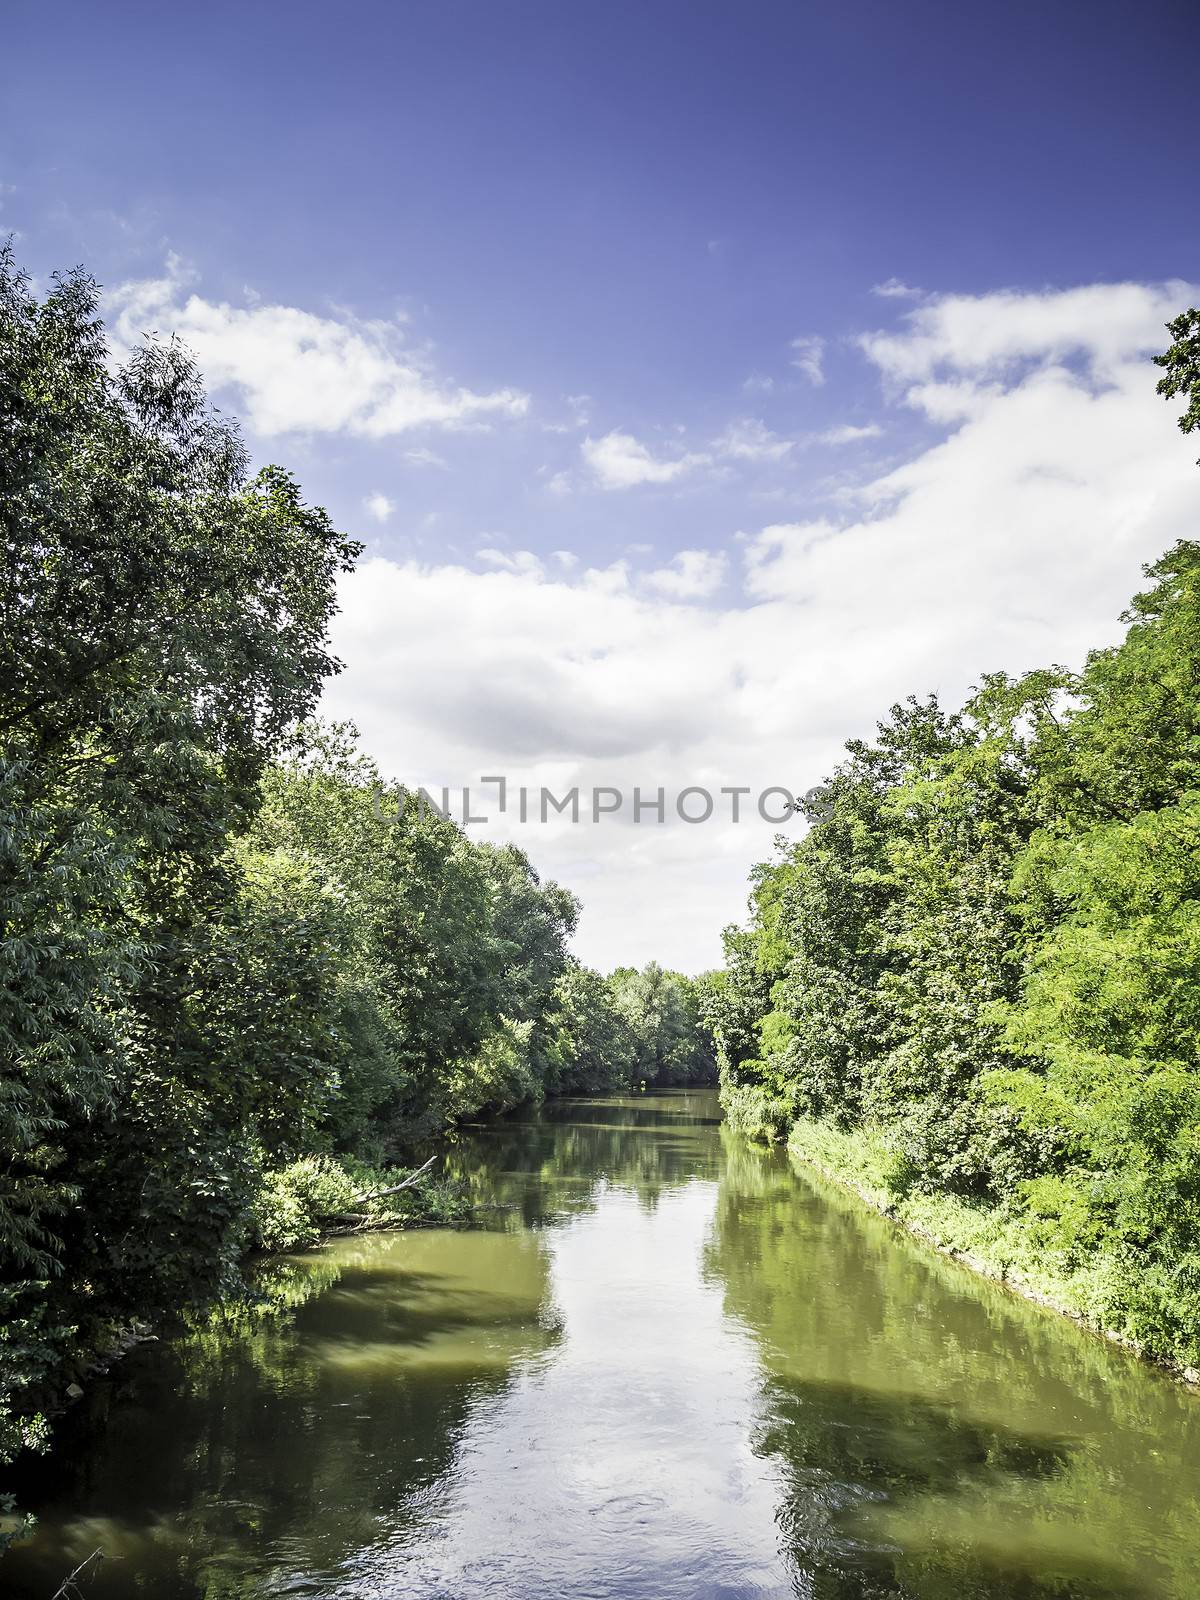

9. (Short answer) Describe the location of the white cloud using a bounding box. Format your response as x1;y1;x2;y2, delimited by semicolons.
642;550;729;600
543;394;591;435
323;279;1199;973
582;430;708;490
403;446;448;468
790;335;825;386
106;256;529;438
363;492;395;523
860;280;1190;387
476;548;545;578
582;419;796;488
817;422;883;445
871;277;923;299
714;418;793;462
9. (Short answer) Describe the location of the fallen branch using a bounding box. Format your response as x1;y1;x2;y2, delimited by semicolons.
349;1154;437;1205
51;1548;104;1599
321;1214;449;1237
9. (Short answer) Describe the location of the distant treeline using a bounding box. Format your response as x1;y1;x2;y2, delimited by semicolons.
702;304;1200;1371
0;252;712;1482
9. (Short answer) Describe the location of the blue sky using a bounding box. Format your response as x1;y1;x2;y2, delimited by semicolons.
4;1;1199;968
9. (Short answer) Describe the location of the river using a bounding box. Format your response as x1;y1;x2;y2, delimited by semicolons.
6;1089;1200;1598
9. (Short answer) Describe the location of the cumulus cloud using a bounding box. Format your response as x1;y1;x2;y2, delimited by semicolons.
106;255;529;438
476;548;546;578
817;422;883;445
790;335;825;386
860;280;1191;387
582;430;708;489
581;419;793;489
713;418;794;462
322;279;1198;972
363;492;395;523
642;550;729;600
871;277;923;299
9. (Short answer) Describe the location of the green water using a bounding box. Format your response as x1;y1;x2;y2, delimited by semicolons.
6;1090;1200;1598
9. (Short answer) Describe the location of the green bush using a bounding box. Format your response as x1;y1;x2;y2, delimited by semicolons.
249;1156;471;1254
721;1084;792;1144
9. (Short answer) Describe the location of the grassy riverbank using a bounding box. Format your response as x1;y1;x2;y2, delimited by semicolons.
787;1115;1200;1383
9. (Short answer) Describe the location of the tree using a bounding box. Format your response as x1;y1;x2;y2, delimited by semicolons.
610;963;715;1085
1154;306;1200;460
708;315;1200;1365
542;964;638;1094
1;250;355;1445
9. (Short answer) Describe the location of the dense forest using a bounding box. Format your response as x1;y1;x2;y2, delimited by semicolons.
0;252;713;1482
702;304;1200;1372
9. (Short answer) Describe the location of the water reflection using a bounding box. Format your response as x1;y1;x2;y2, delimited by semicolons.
707;1129;1200;1598
4;1092;1200;1599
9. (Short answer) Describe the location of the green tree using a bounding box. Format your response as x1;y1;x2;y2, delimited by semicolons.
541;964;638;1094
711;314;1200;1366
1155;306;1200;459
1;251;355;1452
610;963;715;1085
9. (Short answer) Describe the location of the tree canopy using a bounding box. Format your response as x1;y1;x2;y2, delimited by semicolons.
704;338;1200;1368
0;252;713;1484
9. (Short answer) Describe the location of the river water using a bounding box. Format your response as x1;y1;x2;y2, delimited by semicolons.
6;1090;1200;1599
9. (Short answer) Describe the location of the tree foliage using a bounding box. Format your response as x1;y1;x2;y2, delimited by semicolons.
0;252;711;1480
1155;305;1200;458
709;324;1200;1367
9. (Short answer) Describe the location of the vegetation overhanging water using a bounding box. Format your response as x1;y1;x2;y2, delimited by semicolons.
5;1090;1200;1600
6;253;1200;1599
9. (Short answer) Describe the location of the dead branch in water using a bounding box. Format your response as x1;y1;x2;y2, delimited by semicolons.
50;1548;103;1599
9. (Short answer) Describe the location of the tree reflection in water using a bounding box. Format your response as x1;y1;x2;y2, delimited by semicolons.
6;1092;1200;1599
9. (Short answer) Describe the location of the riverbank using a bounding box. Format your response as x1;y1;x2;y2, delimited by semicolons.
10;1089;1200;1600
787;1115;1200;1387
0;1151;469;1542
249;1152;470;1252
